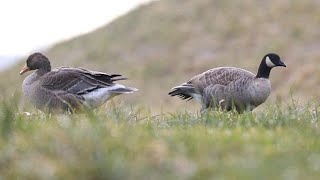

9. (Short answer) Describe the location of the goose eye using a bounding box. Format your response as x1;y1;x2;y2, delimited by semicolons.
265;56;276;67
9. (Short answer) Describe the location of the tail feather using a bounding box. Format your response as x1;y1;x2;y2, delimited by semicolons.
109;86;138;94
110;74;127;82
168;83;197;101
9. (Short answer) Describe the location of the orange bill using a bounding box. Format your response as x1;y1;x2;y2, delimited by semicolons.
19;64;30;75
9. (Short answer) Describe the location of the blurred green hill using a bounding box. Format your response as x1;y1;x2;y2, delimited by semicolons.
1;0;319;112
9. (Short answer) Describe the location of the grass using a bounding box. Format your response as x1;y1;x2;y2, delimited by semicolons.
1;0;320;179
0;96;319;179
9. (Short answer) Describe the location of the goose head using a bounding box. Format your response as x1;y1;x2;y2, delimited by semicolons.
264;53;286;68
20;53;51;75
256;53;286;78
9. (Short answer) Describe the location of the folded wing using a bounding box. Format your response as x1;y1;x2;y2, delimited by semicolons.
40;67;127;96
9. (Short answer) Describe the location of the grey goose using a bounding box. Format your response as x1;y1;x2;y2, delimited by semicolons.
20;53;138;113
169;53;286;113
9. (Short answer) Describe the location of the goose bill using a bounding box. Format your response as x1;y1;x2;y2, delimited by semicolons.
279;61;286;67
20;64;30;75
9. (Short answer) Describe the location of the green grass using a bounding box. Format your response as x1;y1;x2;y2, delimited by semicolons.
3;0;320;111
1;97;319;179
1;0;320;179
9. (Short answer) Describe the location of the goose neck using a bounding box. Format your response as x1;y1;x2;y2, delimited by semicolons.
256;61;271;79
36;68;51;76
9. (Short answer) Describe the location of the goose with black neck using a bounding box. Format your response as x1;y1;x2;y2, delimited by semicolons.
169;53;286;113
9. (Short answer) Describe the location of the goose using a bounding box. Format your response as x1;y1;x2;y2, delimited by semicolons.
168;53;286;113
20;52;138;113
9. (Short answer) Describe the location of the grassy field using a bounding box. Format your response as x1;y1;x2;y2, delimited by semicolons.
0;96;319;179
1;0;320;179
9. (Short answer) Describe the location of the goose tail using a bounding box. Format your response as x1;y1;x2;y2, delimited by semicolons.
169;83;199;101
109;84;138;94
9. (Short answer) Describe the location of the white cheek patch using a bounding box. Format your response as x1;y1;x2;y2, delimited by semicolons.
265;56;276;67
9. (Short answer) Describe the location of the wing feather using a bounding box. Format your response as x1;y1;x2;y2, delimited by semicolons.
189;67;255;91
40;67;126;95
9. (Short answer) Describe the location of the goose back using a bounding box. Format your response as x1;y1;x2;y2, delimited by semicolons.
40;67;126;95
189;67;255;91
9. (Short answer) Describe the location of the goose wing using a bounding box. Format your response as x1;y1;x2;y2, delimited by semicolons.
188;67;255;91
169;67;255;101
40;67;127;96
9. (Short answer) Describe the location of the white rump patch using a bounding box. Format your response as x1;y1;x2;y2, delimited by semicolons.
191;93;203;103
265;56;276;67
82;84;126;108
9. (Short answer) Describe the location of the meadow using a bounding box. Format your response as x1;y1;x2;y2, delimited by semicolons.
1;0;320;179
0;96;319;179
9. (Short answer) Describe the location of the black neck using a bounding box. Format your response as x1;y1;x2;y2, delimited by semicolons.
256;60;271;78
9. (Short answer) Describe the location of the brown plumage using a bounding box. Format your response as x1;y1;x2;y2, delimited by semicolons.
20;53;138;113
169;53;286;113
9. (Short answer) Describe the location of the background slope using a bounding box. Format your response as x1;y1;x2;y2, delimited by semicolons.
1;0;319;112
